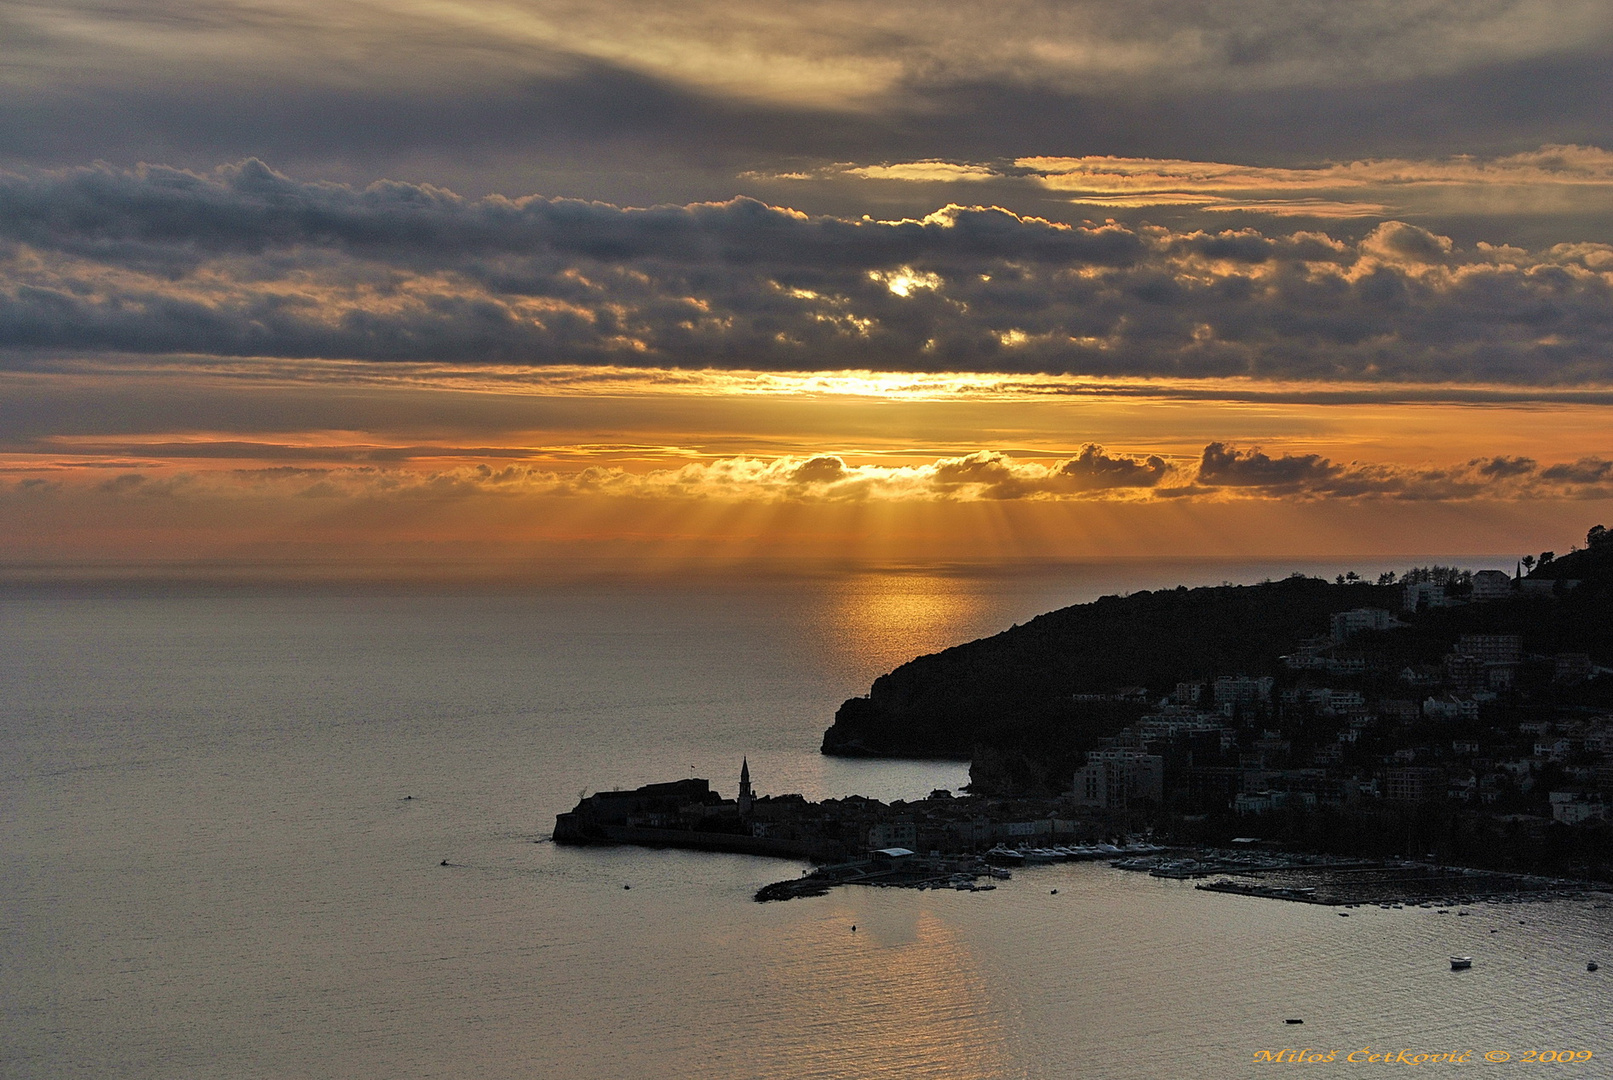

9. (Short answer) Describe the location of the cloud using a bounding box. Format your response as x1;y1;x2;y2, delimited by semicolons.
930;451;1033;498
1186;442;1479;499
1023;145;1613;191
7;0;1604;111
1196;442;1343;489
1538;457;1613;483
5;443;1184;505
1055;444;1172;489
3;161;1613;383
0;0;1609;209
1179;444;1613;501
790;454;851;484
1360;221;1455;264
829;146;1613;219
15;442;1613;508
844;163;1000;183
1475;455;1538;478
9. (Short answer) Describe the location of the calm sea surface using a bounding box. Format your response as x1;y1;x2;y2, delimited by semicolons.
3;562;1608;1078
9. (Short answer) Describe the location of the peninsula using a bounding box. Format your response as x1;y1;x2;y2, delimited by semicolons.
556;526;1613;888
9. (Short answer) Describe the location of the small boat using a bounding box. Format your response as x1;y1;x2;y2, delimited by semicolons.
1589;962;1599;972
1450;956;1472;970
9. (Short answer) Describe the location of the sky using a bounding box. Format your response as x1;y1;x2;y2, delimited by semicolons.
3;0;1613;578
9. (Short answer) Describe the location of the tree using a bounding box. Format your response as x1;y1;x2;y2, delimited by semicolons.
1540;551;1556;567
1589;525;1609;548
1522;555;1536;573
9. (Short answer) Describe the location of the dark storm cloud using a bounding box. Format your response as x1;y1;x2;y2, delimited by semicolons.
2;162;1613;382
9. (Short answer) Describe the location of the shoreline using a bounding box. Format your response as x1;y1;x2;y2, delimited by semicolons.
749;846;1610;906
553;775;1612;905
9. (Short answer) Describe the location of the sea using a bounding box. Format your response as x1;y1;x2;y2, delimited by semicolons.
3;561;1609;1079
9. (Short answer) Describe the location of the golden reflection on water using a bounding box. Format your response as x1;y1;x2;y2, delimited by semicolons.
806;573;1005;682
752;902;1017;1080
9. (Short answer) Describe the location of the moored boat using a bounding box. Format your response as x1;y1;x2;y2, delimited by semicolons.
985;845;1025;866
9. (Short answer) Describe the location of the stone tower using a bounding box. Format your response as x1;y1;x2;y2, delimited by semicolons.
737;757;754;814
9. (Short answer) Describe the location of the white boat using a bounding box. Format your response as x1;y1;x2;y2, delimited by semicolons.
1450;956;1472;970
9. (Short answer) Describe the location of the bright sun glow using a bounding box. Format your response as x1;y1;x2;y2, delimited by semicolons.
74;359;1613;404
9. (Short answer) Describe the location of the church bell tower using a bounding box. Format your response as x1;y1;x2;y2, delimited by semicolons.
737;757;754;814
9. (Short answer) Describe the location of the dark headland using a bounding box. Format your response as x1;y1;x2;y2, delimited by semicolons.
558;526;1613;896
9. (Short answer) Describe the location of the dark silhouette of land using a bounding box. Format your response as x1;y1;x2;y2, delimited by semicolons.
554;529;1613;889
819;527;1613;880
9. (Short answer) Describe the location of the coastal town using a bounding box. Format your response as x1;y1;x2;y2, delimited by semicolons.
556;528;1613;892
1065;572;1611;832
552;760;1598;905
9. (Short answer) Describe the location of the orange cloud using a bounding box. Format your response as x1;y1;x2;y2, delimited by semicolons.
814;146;1613;217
